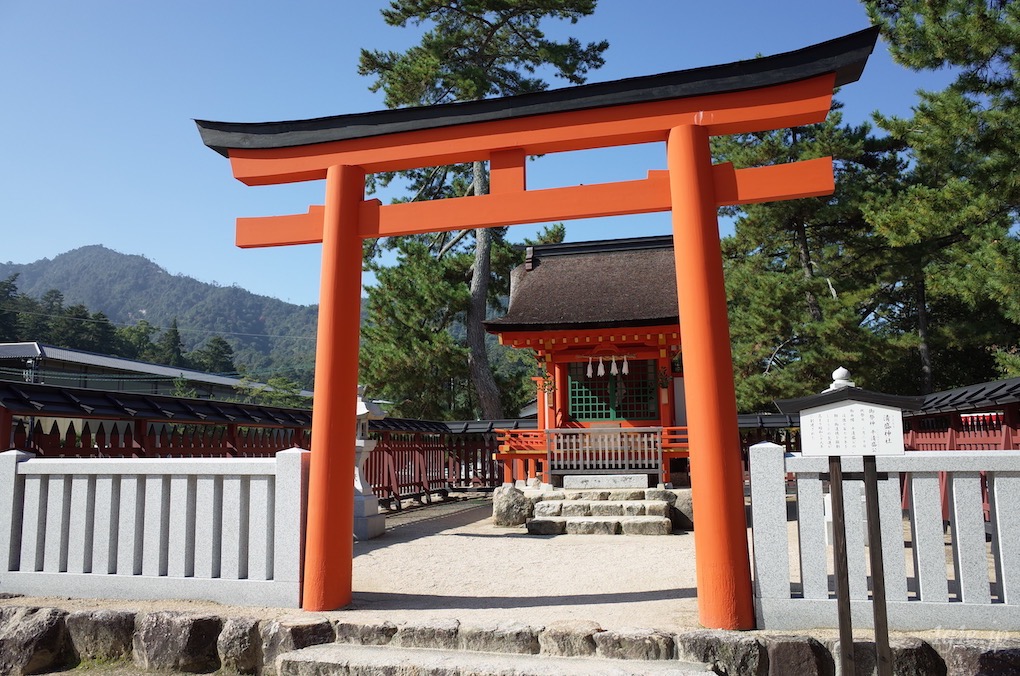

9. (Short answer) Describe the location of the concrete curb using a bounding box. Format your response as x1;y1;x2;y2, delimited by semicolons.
1;601;1019;674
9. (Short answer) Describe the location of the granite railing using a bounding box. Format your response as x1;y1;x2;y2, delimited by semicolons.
0;447;308;607
749;442;1020;631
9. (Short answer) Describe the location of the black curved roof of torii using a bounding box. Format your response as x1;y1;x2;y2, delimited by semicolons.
196;27;880;157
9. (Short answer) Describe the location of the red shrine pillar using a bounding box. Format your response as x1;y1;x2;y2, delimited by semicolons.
667;124;754;630
303;163;365;611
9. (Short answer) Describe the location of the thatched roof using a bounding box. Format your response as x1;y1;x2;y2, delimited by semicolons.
485;236;678;333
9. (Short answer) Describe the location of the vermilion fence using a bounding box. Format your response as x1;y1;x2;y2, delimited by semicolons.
364;426;500;507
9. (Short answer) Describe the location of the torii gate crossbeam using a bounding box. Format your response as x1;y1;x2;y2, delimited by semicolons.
197;27;879;630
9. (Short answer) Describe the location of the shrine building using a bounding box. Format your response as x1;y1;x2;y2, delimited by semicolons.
485;235;691;486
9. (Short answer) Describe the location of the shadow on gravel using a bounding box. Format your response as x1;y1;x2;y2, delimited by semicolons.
350;587;697;611
354;501;494;554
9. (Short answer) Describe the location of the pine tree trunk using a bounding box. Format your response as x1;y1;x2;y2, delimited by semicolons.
915;271;934;394
794;221;823;322
466;160;504;419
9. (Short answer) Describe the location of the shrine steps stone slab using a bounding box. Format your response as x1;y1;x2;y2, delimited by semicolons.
277;642;708;675
561;474;650;490
527;516;673;535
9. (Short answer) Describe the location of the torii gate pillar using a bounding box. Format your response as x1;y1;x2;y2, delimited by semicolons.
303;164;365;610
668;124;753;628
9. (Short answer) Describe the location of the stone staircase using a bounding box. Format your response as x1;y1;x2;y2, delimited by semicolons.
275;619;712;676
522;484;691;536
278;642;709;675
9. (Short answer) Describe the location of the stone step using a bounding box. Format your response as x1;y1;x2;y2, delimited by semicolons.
534;499;670;518
524;488;679;502
278;642;708;675
527;515;673;535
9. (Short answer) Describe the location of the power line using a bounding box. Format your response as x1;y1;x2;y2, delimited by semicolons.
1;306;316;342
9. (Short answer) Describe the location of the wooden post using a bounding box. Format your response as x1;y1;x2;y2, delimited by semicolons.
667;124;754;630
0;408;12;450
863;456;893;676
302;163;365;611
829;456;856;676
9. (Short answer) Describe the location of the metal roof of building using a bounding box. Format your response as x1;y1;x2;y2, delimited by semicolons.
0;380;311;427
196;28;879;156
0;342;312;396
907;375;1020;416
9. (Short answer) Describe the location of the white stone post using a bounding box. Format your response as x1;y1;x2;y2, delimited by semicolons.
748;441;790;612
274;447;309;607
0;450;33;573
353;439;385;540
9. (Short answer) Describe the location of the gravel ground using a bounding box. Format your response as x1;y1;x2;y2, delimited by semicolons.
346;494;702;632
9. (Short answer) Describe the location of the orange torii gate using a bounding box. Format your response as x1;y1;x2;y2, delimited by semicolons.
197;27;878;629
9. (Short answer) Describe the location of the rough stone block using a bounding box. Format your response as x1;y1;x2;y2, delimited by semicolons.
590;502;624;516
932;637;1020;676
538;619;602;657
563;475;646;490
622;501;646;516
645;488;678;506
0;606;74;676
66;609;135;663
492;485;530;526
608;489;646;501
593;628;674;660
526;518;566;535
564;491;586;500
891;637;945;676
218;616;260;674
260;615;335;675
676;629;767;676
561;502;590;516
764;635;831;676
825;639;877;676
533;500;562;517
645;501;669;517
394;618;460;650
621;517;672;535
133;611;223;673
671;489;695;529
458;620;540;655
334;620;398;646
565;518;619;535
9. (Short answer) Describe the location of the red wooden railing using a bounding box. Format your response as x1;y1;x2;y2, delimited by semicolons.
495;426;690;485
363;430;502;508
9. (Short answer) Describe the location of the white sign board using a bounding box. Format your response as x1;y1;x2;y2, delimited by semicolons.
800;400;905;457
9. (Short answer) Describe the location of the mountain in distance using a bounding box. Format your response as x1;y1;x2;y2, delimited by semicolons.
0;245;320;386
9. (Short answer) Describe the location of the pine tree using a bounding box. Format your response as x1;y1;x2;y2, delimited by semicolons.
153;318;187;367
190;335;237;374
863;0;1020;389
713;106;896;409
0;275;19;343
359;0;607;419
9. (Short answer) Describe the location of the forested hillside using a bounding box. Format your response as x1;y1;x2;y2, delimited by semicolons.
0;245;318;387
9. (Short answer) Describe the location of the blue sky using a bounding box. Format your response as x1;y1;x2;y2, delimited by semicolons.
0;1;953;308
